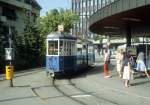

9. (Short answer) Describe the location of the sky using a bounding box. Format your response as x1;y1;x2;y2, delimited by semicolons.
36;0;71;16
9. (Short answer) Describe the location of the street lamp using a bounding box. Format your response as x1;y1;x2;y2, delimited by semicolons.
1;16;14;87
5;26;14;87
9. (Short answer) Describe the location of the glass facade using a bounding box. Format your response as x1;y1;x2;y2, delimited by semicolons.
72;0;118;38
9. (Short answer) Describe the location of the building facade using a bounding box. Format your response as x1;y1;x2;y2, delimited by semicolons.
0;0;41;47
71;0;117;39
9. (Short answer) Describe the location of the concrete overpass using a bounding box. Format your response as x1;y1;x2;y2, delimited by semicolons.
89;0;150;45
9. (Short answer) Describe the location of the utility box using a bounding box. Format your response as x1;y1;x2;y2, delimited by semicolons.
6;65;14;80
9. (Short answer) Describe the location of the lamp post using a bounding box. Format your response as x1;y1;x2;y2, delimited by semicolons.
1;16;14;87
5;26;14;87
9;27;13;87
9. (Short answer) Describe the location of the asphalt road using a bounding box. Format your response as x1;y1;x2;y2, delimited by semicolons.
0;58;150;105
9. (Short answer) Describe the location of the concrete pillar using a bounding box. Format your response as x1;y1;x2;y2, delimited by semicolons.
126;25;131;46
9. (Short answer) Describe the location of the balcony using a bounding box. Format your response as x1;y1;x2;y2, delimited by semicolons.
0;0;31;10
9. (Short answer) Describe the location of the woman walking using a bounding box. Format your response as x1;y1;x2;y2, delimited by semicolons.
123;51;132;87
103;49;111;78
136;52;150;78
116;49;124;78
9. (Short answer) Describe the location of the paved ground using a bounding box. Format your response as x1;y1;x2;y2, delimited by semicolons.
0;57;150;105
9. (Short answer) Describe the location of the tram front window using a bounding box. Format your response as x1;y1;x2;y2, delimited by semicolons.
48;41;58;55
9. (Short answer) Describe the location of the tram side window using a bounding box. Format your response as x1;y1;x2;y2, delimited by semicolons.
68;41;71;55
60;41;64;55
66;41;69;55
71;42;75;55
71;42;73;55
48;41;58;55
63;41;67;56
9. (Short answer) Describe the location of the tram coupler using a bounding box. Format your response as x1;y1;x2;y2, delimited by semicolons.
46;70;55;86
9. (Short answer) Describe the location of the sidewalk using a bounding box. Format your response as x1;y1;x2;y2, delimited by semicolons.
0;69;49;105
0;68;44;81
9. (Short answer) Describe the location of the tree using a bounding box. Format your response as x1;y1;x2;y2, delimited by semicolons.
94;35;106;43
39;9;79;36
11;17;43;69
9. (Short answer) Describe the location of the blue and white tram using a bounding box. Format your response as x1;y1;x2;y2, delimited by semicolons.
46;33;76;76
76;42;95;70
88;43;95;65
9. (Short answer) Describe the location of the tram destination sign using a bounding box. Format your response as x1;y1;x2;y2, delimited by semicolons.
58;24;64;32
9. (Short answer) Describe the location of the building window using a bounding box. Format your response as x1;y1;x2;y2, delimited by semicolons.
2;7;17;21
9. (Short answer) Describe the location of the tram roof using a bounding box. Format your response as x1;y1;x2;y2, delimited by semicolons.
47;33;76;40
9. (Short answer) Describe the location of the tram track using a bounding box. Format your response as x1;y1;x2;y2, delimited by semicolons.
68;78;120;105
53;78;87;105
51;76;120;105
30;77;87;105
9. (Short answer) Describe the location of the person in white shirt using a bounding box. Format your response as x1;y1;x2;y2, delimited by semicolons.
136;52;150;78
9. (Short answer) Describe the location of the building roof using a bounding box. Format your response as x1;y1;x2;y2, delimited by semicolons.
31;0;42;10
47;33;77;40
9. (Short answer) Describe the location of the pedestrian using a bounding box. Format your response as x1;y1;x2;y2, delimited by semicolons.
116;49;124;78
146;51;150;69
103;48;111;78
122;51;133;87
136;52;150;78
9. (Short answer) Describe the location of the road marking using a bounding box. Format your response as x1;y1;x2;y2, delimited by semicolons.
71;94;91;98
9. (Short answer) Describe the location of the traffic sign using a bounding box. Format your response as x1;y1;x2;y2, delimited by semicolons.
5;48;13;60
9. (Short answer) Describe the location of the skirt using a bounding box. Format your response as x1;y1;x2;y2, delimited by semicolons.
123;66;131;80
117;63;122;72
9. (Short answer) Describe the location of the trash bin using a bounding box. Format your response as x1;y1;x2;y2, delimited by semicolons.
6;65;14;80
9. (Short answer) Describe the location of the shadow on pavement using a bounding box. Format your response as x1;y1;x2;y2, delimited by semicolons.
131;80;150;86
13;85;30;88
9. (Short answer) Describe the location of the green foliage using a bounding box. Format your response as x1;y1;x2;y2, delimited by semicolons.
132;37;140;43
11;18;45;69
94;35;105;43
39;9;79;36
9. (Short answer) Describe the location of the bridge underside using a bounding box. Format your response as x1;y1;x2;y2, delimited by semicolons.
90;5;150;37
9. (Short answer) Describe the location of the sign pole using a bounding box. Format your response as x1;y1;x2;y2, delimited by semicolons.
9;27;13;87
5;27;14;87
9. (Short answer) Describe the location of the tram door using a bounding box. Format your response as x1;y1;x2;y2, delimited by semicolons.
47;40;59;72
